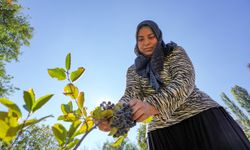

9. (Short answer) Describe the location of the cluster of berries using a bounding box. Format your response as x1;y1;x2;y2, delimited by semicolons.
99;101;136;137
100;101;115;110
111;103;136;137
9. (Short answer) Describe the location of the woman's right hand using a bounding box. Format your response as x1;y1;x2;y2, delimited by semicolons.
95;120;111;132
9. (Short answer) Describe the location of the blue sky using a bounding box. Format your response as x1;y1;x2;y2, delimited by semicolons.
4;0;250;149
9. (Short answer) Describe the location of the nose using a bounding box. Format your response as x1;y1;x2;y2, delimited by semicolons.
144;38;150;46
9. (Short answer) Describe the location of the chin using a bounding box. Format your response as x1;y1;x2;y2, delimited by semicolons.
144;54;153;58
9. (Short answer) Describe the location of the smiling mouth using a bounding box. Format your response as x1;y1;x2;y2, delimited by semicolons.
144;47;153;51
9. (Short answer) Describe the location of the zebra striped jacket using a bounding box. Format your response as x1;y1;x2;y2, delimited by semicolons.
119;46;220;132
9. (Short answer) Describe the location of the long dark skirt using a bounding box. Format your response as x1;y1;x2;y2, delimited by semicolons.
147;107;250;150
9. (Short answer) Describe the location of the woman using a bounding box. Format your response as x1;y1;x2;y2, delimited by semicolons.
99;20;250;150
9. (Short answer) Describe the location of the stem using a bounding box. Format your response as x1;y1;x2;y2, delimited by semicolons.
66;69;87;121
65;69;98;149
65;70;93;149
73;124;97;150
67;71;85;117
74;99;85;117
66;71;71;83
9;112;31;149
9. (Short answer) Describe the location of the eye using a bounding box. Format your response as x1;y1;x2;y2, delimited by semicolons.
148;35;156;39
137;38;144;42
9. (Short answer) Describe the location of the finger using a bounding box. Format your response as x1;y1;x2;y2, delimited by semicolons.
130;98;142;106
129;99;138;107
133;107;149;122
132;107;144;121
101;125;111;132
136;114;148;122
99;126;110;132
98;121;111;132
131;102;142;114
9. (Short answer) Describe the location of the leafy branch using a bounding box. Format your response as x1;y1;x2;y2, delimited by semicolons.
48;53;152;149
48;53;96;150
0;89;54;149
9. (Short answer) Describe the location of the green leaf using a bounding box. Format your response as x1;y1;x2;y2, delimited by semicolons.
92;106;102;120
68;101;73;111
108;127;118;136
23;91;33;112
65;53;71;70
67;139;80;149
100;109;113;120
79;117;94;134
32;94;54;112
61;104;69;115
19;115;54;128
0;112;8;125
20;119;38;128
5;126;19;140
52;123;67;146
8;109;19;118
48;68;66;80
77;91;85;109
0;98;22;118
0;115;19;143
82;107;87;117
28;88;36;104
70;67;85;82
142;116;153;124
8;116;18;127
61;101;73;114
63;83;79;99
57;115;65;120
68;120;81;138
0;120;9;139
65;113;77;122
112;136;126;147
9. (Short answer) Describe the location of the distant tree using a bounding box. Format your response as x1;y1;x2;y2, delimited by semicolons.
0;0;33;97
137;124;147;150
102;139;138;150
101;124;148;150
0;124;58;150
0;61;16;96
124;142;138;150
221;85;250;140
231;85;250;116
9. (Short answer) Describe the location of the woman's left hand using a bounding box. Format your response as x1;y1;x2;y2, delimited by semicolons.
129;99;159;122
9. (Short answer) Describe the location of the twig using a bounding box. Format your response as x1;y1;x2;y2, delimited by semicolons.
73;124;97;150
9;112;31;149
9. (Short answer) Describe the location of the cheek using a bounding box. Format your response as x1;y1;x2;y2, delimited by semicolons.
137;43;143;51
138;48;144;54
152;39;158;47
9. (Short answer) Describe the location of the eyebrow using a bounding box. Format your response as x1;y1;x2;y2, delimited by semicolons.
137;33;155;38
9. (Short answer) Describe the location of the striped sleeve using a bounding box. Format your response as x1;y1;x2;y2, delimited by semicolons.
119;65;141;103
144;47;195;120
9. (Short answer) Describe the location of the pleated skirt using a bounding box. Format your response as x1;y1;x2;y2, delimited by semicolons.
147;107;250;150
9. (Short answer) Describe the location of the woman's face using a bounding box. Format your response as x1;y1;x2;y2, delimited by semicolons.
137;26;158;57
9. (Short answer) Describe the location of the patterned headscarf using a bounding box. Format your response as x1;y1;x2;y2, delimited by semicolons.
134;20;177;91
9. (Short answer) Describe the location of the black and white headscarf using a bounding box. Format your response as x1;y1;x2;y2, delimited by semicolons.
134;20;177;91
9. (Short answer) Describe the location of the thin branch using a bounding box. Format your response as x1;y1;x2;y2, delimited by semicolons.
66;70;71;83
73;125;97;150
9;112;31;149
